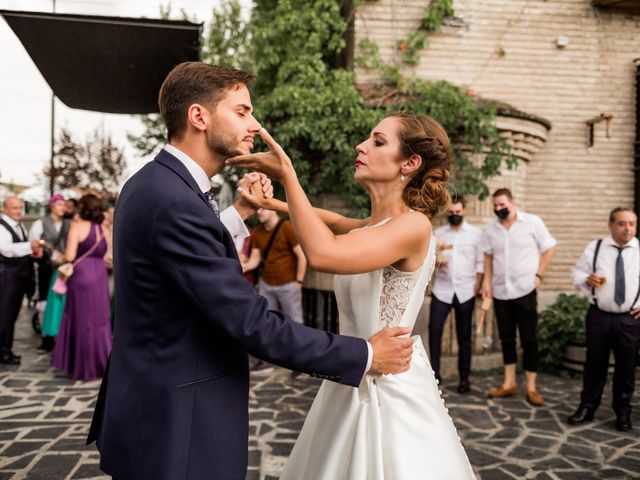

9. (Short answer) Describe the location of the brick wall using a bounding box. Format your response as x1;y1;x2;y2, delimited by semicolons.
355;0;640;294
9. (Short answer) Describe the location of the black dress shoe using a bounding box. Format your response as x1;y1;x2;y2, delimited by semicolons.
616;413;632;432
457;378;470;394
37;336;55;353
567;406;595;425
0;354;20;365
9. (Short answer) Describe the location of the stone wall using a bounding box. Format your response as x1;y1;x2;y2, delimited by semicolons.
355;0;640;294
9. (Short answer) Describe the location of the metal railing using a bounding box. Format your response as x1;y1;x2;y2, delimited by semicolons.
302;288;339;333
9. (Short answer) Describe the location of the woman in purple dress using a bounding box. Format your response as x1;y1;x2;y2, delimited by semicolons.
52;194;112;381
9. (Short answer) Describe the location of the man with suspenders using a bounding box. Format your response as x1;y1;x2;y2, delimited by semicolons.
568;207;640;432
0;196;43;364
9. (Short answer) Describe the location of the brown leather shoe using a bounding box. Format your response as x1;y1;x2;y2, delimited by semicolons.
488;385;518;398
526;390;544;406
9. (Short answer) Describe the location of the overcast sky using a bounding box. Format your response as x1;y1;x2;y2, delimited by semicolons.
0;0;250;189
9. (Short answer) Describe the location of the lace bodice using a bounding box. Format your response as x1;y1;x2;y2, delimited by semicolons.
378;266;422;328
334;230;437;338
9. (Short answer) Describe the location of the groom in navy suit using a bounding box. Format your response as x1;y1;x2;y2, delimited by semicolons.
88;62;414;479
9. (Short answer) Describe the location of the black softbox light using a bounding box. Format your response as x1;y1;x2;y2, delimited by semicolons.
1;10;202;113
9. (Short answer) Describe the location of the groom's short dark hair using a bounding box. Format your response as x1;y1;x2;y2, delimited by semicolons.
159;62;255;141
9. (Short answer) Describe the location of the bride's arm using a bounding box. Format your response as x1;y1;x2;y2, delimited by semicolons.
228;130;431;275
281;168;431;275
264;198;369;235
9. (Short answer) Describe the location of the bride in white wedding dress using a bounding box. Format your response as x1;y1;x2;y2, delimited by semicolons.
229;111;476;479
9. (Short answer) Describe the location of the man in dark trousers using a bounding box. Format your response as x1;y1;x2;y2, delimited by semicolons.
429;195;483;393
568;207;640;432
0;196;42;364
482;188;556;406
87;62;413;480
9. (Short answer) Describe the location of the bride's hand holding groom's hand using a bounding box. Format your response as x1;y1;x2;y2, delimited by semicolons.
368;327;414;375
232;172;274;218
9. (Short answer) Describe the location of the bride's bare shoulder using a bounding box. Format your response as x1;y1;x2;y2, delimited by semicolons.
386;211;433;237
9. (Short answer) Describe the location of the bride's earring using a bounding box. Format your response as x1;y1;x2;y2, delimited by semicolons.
400;172;405;182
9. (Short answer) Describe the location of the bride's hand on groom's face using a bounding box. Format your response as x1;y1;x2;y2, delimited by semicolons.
368;327;414;375
227;128;296;183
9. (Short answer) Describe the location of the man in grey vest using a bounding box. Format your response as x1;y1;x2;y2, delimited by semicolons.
28;193;70;351
0;196;43;364
568;207;640;432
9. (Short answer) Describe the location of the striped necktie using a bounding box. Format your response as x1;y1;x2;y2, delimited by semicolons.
203;191;220;218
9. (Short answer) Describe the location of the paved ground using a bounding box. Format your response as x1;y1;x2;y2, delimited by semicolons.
0;306;639;479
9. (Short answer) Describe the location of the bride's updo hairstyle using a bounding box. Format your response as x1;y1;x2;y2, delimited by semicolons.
388;111;451;218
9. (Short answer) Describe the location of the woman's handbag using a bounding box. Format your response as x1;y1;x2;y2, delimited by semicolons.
52;226;103;295
52;273;70;295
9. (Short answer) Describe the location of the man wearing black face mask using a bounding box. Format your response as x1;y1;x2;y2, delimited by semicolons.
482;188;556;406
429;196;484;393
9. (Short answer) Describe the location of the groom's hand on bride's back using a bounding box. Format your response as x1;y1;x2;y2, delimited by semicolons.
368;327;414;375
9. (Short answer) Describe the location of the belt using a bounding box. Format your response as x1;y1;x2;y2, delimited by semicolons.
589;304;634;317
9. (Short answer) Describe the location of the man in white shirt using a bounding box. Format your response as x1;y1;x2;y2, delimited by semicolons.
0;196;43;364
429;196;483;393
482;188;556;406
568;207;640;432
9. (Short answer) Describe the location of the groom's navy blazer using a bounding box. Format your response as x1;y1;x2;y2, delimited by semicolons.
88;149;368;480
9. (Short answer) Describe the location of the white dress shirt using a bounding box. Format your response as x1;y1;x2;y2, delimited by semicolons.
164;145;249;246
28;218;63;242
572;235;640;313
0;213;33;258
432;221;484;304
164;145;373;372
483;210;556;300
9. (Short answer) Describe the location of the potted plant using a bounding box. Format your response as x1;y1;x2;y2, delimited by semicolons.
538;293;588;372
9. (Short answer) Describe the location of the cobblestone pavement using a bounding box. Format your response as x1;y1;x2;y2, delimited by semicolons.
0;307;638;479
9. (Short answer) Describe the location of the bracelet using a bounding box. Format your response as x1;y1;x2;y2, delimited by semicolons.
296;280;304;284
535;273;543;280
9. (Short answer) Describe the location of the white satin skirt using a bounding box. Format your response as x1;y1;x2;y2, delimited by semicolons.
280;336;476;479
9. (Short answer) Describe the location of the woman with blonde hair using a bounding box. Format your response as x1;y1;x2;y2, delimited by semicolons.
229;111;475;479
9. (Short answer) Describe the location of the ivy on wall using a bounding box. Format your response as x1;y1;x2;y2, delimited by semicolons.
130;0;517;213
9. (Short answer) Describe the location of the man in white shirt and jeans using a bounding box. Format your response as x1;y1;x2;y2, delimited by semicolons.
429;195;483;393
482;188;556;406
568;207;639;432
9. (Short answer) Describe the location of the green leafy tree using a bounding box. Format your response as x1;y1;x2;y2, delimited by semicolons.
203;0;253;72
249;0;376;209
127;0;254;174
45;128;126;197
127;114;166;157
129;0;517;213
